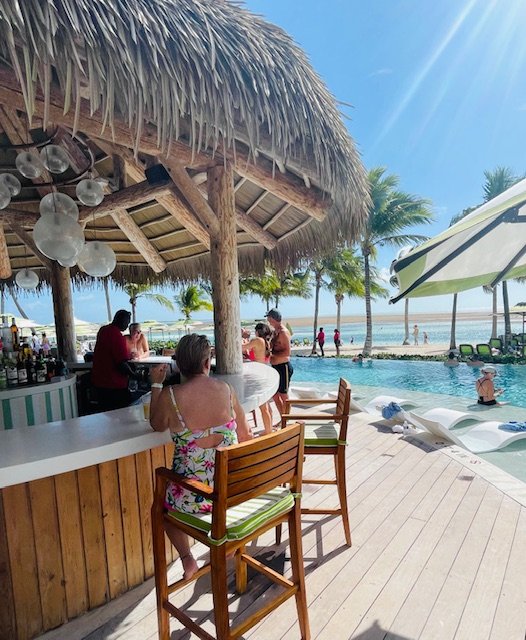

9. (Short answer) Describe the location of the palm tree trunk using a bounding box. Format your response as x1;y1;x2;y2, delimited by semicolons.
131;297;137;323
449;293;458;350
8;286;29;319
403;298;410;344
103;279;112;322
502;281;511;347
311;274;321;354
363;253;372;356
335;295;342;332
491;287;497;339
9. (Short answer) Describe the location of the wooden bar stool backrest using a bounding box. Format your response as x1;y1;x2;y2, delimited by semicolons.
334;377;351;442
210;423;305;541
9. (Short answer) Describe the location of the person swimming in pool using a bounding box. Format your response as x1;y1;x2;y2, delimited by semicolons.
476;365;506;406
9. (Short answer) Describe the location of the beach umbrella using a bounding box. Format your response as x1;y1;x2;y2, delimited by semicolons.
391;178;526;303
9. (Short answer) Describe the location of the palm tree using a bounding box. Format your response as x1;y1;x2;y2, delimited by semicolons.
239;267;311;310
360;167;433;355
447;206;476;350
175;285;213;330
103;278;112;323
482;168;524;345
123;283;174;323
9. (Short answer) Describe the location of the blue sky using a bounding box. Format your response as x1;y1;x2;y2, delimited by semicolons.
14;0;526;325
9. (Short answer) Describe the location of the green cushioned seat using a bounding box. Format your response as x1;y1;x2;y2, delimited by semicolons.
166;487;294;545
303;421;342;446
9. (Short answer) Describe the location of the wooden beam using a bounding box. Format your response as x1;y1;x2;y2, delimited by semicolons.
263;203;291;231
50;262;76;362
0;223;12;279
109;209;166;273
78;180;172;222
162;162;220;236
156;192;211;250
0;67;331;221
195;184;277;250
208;163;242;374
95;140;212;251
8;222;53;269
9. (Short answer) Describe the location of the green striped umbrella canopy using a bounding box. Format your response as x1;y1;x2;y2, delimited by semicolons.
391;178;526;303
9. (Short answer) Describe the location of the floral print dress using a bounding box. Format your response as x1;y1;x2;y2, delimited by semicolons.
164;386;238;514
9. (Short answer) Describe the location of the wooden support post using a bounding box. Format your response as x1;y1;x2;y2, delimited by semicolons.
208;164;242;375
49;263;76;362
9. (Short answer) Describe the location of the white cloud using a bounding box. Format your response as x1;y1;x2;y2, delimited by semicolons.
369;68;392;77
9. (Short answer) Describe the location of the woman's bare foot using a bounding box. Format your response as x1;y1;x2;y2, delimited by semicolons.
181;553;198;580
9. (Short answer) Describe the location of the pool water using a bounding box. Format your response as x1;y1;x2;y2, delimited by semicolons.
291;357;526;408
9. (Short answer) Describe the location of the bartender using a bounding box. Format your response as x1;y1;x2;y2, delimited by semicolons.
92;309;140;411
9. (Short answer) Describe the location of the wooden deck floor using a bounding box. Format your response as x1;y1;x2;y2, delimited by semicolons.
39;411;526;640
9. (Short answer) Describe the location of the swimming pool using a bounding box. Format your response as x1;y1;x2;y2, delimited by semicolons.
291;357;526;408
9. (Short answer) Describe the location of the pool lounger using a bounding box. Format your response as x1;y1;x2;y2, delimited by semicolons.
413;407;484;430
361;395;419;416
407;411;526;453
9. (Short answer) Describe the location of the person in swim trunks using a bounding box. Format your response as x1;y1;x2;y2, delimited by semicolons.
266;308;293;417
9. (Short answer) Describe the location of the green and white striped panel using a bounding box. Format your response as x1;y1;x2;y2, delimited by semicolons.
1;379;78;429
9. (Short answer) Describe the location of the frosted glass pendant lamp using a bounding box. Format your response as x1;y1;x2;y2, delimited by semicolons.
76;179;104;206
15;152;44;179
15;268;39;290
0;184;11;210
40;145;69;174
0;174;21;196
39;192;79;220
33;213;85;261
77;241;116;277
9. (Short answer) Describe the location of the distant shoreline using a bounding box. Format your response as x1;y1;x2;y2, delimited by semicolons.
278;311;489;329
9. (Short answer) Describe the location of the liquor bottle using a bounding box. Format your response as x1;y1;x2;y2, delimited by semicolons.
6;354;17;386
17;353;28;384
26;356;36;385
36;357;47;384
0;357;6;389
10;318;19;351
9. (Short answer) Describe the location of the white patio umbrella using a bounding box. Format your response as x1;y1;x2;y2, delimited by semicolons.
391;178;526;303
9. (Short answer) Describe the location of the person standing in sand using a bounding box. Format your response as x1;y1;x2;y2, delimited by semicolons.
333;328;341;356
423;331;429;344
413;324;419;346
316;327;325;357
266;308;293;417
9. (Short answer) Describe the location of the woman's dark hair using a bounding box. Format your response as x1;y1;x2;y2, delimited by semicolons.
175;334;211;376
255;322;272;357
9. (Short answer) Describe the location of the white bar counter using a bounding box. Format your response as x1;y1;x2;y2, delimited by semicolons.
0;361;278;639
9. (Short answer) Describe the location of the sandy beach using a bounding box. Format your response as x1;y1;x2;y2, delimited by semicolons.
283;310;489;328
292;341;451;358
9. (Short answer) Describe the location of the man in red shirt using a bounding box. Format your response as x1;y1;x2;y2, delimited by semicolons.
92;309;138;411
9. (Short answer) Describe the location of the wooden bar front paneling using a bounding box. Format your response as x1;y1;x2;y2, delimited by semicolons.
54;471;89;619
99;460;128;599
0;442;174;640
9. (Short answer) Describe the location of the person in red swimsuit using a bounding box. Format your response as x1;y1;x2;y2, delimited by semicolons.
243;322;273;433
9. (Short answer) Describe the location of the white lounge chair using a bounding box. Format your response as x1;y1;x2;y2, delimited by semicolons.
407;411;526;453
362;395;418;417
412;407;483;430
289;385;323;400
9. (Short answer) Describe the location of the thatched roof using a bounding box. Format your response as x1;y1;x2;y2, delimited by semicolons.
0;0;369;285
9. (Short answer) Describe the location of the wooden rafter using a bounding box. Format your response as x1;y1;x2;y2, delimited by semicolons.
0;66;331;222
8;222;53;269
78;180;172;222
0;223;11;278
263;203;291;231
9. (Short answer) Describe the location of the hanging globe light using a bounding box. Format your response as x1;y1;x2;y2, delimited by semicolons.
39;192;79;220
15;152;44;179
76;179;104;206
0;183;11;210
33;213;85;262
0;173;21;196
15;268;39;290
40;145;70;174
58;255;78;268
77;241;116;277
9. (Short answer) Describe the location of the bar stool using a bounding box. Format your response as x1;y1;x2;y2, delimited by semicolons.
151;422;310;639
280;378;352;546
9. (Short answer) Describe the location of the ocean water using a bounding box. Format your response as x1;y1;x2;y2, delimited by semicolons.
290;357;526;409
287;318;525;347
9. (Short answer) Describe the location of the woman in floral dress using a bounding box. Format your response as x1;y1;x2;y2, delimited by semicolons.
149;334;252;579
